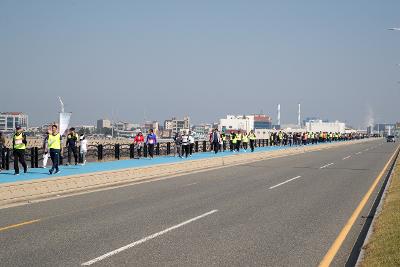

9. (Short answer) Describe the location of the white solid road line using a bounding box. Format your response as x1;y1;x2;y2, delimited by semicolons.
342;156;351;160
320;163;334;169
81;210;218;266
269;176;302;189
183;182;198;187
355;152;362;155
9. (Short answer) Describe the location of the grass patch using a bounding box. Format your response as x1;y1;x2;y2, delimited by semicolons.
360;160;400;267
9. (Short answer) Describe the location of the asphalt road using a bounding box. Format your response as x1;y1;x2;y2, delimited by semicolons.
0;139;397;267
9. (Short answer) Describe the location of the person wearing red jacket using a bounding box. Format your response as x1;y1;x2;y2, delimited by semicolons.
134;132;145;159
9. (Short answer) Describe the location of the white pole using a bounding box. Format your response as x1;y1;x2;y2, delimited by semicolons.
58;96;65;113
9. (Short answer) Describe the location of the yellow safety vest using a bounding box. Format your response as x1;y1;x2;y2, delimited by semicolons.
242;135;249;143
231;134;237;144
13;133;26;150
236;134;242;141
48;133;61;149
249;133;256;140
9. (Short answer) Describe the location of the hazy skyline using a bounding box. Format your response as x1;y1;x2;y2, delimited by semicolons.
1;1;399;128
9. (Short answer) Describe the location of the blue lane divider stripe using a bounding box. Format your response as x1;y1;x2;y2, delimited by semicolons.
0;143;319;184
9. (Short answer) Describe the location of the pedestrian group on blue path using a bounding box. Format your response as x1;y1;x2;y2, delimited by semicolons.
1;124;365;176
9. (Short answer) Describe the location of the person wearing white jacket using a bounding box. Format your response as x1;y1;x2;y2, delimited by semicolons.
188;131;195;157
79;134;88;165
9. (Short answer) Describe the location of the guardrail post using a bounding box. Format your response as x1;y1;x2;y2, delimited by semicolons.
195;141;199;152
156;143;160;155
78;146;82;163
0;148;4;169
5;148;10;170
34;147;39;168
98;144;103;161
262;139;265;147
30;148;35;168
130;144;135;159
202;141;207;152
144;144;148;158
258;139;261;147
59;151;63;165
115;144;120;160
166;142;171;155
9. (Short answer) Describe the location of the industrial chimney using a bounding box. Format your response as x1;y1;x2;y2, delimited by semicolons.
298;103;301;127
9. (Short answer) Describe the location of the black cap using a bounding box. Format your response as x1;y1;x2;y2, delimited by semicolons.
16;126;22;130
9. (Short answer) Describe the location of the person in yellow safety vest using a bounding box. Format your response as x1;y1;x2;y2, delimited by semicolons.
236;130;242;152
12;126;28;175
221;132;226;151
242;132;249;152
48;124;62;175
278;131;283;146
230;131;237;152
248;130;257;152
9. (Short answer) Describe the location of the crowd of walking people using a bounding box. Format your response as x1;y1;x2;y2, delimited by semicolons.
1;124;366;176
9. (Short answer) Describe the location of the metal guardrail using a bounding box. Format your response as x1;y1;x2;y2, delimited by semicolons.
0;136;370;171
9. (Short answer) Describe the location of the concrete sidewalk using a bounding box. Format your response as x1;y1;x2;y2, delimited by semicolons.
0;139;375;208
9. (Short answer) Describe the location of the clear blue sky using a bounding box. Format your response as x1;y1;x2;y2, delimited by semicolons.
1;0;399;128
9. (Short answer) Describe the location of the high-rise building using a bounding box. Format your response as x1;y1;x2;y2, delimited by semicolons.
97;119;111;132
164;116;190;133
0;112;29;132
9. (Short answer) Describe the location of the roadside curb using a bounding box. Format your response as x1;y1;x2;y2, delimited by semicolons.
354;145;400;266
0;139;375;208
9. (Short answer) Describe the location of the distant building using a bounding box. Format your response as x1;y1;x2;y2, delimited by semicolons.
76;125;96;133
0;112;29;132
192;124;213;139
160;129;173;139
219;115;253;133
254;129;272;139
218;114;272;133
303;117;320;127
373;123;396;136
97;119;111;132
144;121;159;131
395;122;400;137
164;116;190;133
252;114;272;129
305;120;345;133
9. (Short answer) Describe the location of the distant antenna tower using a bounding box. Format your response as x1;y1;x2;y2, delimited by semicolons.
277;104;281;126
298;103;301;127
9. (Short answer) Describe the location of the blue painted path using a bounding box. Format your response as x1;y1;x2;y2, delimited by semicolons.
0;143;325;184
